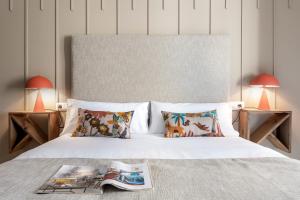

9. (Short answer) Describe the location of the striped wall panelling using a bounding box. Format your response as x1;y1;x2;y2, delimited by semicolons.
242;0;275;108
0;0;26;162
2;0;288;110
118;0;148;34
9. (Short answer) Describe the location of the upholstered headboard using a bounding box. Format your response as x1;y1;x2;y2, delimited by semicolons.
71;35;230;103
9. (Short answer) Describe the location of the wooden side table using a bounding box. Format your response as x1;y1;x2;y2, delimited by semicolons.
239;108;292;153
9;111;60;153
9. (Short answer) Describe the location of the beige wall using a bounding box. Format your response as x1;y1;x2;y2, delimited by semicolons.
274;0;300;158
0;0;299;162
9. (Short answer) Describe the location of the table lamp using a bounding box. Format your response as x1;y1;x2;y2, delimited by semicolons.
25;75;53;112
249;73;280;110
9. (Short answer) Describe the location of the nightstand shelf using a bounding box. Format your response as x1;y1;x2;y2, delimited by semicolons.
240;109;292;153
9;111;60;153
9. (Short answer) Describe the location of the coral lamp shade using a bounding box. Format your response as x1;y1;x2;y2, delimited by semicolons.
25;75;53;89
25;76;53;112
249;73;280;110
249;73;280;88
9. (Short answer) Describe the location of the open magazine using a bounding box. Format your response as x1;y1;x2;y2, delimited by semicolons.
36;161;152;194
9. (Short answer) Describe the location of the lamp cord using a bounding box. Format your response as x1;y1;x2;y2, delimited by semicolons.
232;109;241;131
45;109;65;129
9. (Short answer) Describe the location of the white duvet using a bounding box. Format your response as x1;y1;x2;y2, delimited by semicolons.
17;133;284;160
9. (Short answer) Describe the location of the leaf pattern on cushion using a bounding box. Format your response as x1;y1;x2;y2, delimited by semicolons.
72;109;134;139
161;110;223;138
193;122;210;131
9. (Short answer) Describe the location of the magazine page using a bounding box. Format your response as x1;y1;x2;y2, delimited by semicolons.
36;165;107;194
101;161;152;191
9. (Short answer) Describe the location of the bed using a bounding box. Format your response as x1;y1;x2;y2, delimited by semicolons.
2;134;300;200
1;35;300;200
17;134;282;160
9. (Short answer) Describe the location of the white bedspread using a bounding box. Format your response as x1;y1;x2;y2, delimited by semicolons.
17;133;284;160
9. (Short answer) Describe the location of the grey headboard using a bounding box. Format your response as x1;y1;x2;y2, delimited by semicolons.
71;35;230;103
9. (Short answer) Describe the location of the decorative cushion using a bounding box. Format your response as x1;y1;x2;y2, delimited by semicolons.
61;99;149;136
150;101;238;137
72;109;134;138
161;110;223;138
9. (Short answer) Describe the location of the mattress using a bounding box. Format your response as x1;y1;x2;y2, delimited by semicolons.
17;133;284;160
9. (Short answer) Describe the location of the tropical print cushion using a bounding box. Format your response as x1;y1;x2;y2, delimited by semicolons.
72;108;134;138
161;110;223;138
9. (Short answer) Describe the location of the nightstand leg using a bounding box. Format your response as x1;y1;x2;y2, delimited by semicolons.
48;112;60;140
240;110;250;140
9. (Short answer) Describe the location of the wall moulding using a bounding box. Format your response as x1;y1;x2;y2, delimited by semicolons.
9;0;13;11
40;0;44;11
70;0;74;11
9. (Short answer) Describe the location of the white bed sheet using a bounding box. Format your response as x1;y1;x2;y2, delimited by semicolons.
16;133;284;160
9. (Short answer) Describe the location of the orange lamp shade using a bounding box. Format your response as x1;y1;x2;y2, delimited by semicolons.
25;76;53;112
249;73;280;110
249;73;280;88
25;75;53;89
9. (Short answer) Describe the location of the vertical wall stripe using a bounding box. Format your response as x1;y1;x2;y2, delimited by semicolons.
240;0;243;101
9;0;13;11
55;0;61;102
116;0;118;34
272;0;275;75
131;0;134;10
55;0;59;102
225;0;227;9
70;0;74;11
147;0;149;35
178;0;180;35
100;0;103;10
86;0;88;34
40;0;44;11
257;0;260;9
24;0;29;110
193;0;196;10
273;0;276;108
209;0;212;34
162;0;165;10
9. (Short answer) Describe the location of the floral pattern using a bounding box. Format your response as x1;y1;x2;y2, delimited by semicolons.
161;110;223;138
72;109;134;138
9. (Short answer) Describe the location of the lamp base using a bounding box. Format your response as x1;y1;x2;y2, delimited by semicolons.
258;89;270;110
34;90;45;112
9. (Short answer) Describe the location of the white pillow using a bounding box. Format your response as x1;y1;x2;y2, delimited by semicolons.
149;101;239;137
60;99;149;136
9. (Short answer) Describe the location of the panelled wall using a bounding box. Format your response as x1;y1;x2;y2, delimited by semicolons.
275;0;300;158
0;0;299;162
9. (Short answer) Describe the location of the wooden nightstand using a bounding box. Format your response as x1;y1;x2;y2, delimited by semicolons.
239;108;292;153
9;111;61;153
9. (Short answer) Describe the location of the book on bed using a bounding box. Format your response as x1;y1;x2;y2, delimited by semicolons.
36;161;152;194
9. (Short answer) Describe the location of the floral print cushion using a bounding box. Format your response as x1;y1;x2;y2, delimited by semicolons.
161;110;223;138
72;109;134;138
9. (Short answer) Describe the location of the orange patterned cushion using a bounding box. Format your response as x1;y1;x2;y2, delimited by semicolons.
72;109;134;138
161;110;223;138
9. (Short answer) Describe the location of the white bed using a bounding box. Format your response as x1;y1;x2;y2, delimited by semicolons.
1;35;300;200
17;133;283;160
17;35;283;161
